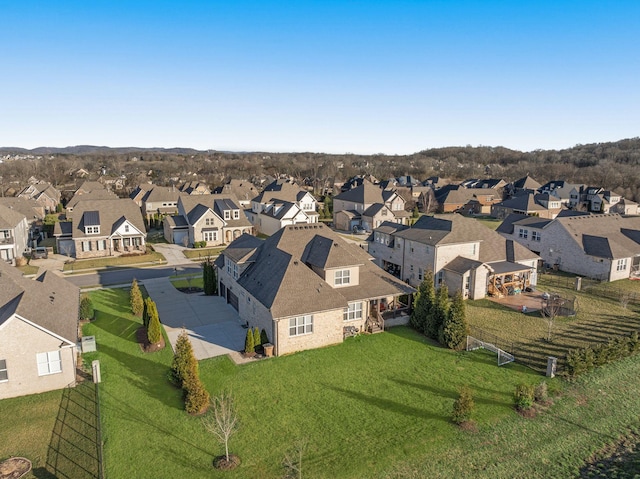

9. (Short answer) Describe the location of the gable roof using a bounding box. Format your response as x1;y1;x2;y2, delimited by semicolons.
213;179;258;202
67;189;118;210
334;180;386;205
70;198;146;239
496;213;553;234
512;175;542;191
0;261;79;342
0;197;45;221
179;194;251;228
0;204;27;229
231;224;414;318
252;179;312;205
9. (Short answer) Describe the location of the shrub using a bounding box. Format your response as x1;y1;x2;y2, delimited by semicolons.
452;386;475;425
411;272;435;336
146;299;162;344
253;327;261;351
79;295;94;320
441;291;468;350
260;329;269;345
244;328;255;355
514;384;535;411
171;330;197;387
184;375;210;415
434;284;450;344
534;381;548;403
202;257;217;295
142;297;151;328
130;278;144;317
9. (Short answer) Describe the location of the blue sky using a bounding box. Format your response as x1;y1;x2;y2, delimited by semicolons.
1;1;638;154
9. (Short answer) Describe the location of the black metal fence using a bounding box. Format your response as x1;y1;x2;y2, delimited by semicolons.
468;325;516;356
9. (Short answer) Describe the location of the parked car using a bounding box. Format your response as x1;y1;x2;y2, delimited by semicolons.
31;247;48;259
352;226;369;235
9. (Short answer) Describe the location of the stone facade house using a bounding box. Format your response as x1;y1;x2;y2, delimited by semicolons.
497;213;640;281
0;261;79;399
17;181;61;213
333;180;409;231
54;199;146;259
164;194;253;246
215;224;414;356
368;214;539;299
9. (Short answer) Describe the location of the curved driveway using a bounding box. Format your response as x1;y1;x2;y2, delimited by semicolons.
144;277;246;360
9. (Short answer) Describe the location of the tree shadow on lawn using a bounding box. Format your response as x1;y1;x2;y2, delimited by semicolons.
385;327;446;348
96;342;181;410
323;384;448;422
89;312;140;344
91;289;134;316
391;378;515;408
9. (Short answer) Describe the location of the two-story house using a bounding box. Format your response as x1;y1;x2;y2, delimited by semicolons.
0;260;79;399
215;224;414;356
164;194;253;246
333;180;409;232
491;192;563;219
368;214;539;299
17;180;61;213
0;204;29;264
498;213;640;281
248;179;318;235
54;199;146;259
213;179;258;207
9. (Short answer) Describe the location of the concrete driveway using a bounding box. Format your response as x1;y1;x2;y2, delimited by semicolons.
144;277;246;360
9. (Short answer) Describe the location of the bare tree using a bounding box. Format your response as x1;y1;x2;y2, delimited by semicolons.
282;437;309;479
202;392;239;463
541;293;564;342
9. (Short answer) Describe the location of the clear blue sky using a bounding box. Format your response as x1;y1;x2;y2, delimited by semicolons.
1;1;638;154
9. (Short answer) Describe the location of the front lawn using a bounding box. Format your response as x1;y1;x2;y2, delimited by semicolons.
182;247;226;259
63;251;165;271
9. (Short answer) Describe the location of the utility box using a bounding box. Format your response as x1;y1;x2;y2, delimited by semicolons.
575;277;582;291
81;336;97;353
92;360;101;383
546;356;557;378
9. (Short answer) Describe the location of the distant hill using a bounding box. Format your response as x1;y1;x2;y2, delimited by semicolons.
0;145;205;155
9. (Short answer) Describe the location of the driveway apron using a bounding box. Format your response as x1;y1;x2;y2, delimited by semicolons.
143;277;246;359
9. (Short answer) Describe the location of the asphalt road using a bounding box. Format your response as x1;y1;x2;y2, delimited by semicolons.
65;264;202;288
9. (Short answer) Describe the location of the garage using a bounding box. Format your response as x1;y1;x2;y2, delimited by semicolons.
173;229;189;246
227;289;239;311
57;239;76;257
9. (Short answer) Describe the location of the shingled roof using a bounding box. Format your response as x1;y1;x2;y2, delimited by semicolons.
70;198;146;239
333;180;387;205
0;261;79;343
230;224;414;318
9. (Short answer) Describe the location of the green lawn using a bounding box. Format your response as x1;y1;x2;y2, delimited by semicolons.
182;247;226;259
16;264;40;275
170;275;204;289
82;288;542;478
473;216;502;230
467;276;640;372
62;251;165;271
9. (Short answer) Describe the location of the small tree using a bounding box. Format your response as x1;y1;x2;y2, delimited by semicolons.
202;392;239;464
434;284;450;345
441;291;468;350
260;329;269;345
514;383;535;411
411;272;435;336
130;279;144;317
282;437;309;479
142;297;151;328
202;257;217;296
185;374;210;415
171;329;197;387
451;386;475;425
79;295;94;320
253;327;261;351
541;293;563;342
146;299;162;345
244;328;255;355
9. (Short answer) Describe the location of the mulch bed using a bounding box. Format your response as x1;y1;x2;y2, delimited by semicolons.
176;287;204;294
213;454;241;471
136;327;166;353
0;457;32;479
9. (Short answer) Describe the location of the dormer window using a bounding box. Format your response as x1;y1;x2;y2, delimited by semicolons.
334;269;351;286
85;226;100;234
224;211;231;220
233;210;240;219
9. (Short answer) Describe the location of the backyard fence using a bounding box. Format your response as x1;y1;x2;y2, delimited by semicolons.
468;326;516;356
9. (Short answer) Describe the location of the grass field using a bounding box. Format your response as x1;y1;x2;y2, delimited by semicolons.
170;275;204;289
182;247;226;259
467;276;640;372
473;216;502;230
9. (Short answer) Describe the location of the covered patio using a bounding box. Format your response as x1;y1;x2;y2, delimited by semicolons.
487;261;534;298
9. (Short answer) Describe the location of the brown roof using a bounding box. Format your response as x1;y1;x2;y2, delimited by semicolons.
232;224;414;318
70;198;146;239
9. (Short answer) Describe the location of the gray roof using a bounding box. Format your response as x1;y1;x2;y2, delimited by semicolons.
228;224;414;318
0;197;44;221
222;233;263;263
83;211;100;226
496;213;553;234
487;261;535;275
0;261;79;342
263;201;298;220
555;214;640;259
443;256;484;274
67;189;118;209
396;214;538;263
70;199;146;239
165;215;188;228
0;204;27;229
512;175;541;190
252;179;312;205
334;180;386;204
373;221;409;235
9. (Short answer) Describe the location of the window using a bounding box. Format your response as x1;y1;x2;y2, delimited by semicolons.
82;240;92;252
205;218;214;226
472;243;476;255
97;240;106;251
334;269;351;286
437;270;443;286
233;263;238;279
124;224;130;233
85;226;100;234
465;275;471;291
233;210;240;219
617;258;628;271
226;257;232;275
36;351;62;376
518;228;528;239
224;211;231;220
418;268;423;281
381;208;387;216
532;231;541;241
289;315;313;336
0;359;7;382
343;302;363;321
410;242;414;253
204;231;217;242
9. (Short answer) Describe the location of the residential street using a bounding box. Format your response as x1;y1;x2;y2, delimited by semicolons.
64;264;202;288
